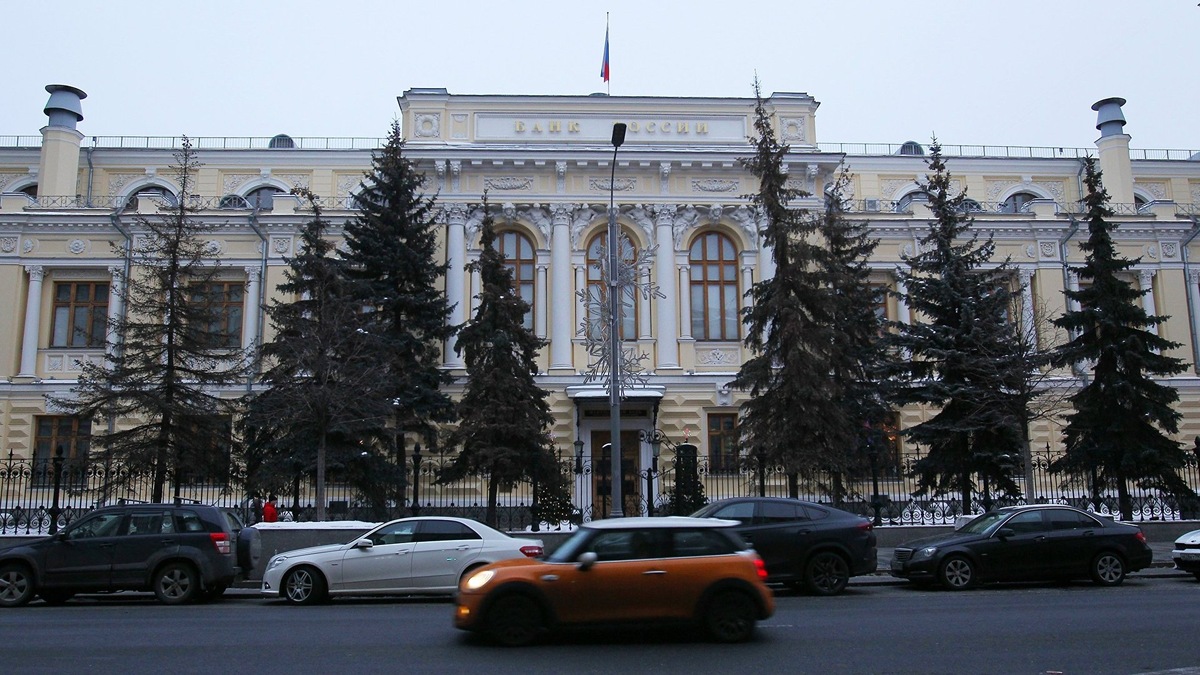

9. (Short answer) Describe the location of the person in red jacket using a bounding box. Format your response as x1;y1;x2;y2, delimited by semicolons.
262;495;278;523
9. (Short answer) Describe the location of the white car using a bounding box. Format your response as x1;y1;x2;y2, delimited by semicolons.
261;516;544;604
1172;528;1200;580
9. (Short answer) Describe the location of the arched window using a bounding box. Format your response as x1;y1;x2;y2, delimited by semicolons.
123;185;178;211
219;194;250;209
268;134;295;149
498;230;536;330
586;230;637;340
1000;191;1038;214
247;186;283;211
956;199;983;214
895;191;923;213
689;231;739;341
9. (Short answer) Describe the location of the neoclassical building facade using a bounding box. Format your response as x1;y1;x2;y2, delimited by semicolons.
2;85;1199;515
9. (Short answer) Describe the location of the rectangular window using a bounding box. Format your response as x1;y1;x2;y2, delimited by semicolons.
176;415;233;485
50;282;109;348
708;413;740;473
191;282;244;349
33;415;91;486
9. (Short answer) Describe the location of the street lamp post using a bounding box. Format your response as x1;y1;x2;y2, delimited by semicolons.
607;122;627;517
640;429;663;518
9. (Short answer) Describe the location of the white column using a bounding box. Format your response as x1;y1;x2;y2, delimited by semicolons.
574;264;586;338
19;265;45;377
1067;271;1081;314
1019;268;1036;345
535;263;548;339
549;206;574;368
637;264;652;341
757;213;776;281
107;265;124;358
678;264;693;340
242;267;262;349
1140;270;1158;335
444;206;468;368
1189;270;1200;363
894;273;911;325
470;265;481;318
654;205;679;368
741;264;754;313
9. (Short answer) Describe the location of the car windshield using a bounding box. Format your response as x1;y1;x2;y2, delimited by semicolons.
958;511;1011;535
546;528;592;563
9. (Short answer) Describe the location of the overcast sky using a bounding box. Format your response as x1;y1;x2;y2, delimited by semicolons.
3;0;1197;151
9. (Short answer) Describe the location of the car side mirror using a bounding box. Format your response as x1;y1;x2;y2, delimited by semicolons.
996;528;1015;540
353;539;374;549
577;551;598;571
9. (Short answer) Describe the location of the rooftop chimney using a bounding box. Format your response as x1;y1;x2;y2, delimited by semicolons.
37;84;88;199
1091;97;1134;206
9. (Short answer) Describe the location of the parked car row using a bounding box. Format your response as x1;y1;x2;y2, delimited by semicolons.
2;498;1195;647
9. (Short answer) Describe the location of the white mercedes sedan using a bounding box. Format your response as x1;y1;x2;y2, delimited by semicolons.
261;516;544;604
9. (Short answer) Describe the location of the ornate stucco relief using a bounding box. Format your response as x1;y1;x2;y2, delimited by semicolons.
484;177;534;191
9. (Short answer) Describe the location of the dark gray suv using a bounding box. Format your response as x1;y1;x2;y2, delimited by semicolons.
0;503;261;607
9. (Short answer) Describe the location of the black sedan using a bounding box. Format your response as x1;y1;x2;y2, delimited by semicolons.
890;504;1153;590
691;497;877;595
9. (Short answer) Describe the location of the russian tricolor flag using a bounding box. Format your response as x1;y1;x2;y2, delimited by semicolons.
600;24;610;82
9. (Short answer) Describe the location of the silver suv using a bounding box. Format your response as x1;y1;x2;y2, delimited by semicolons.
0;502;261;606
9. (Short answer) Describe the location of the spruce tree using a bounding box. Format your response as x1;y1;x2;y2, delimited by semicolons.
818;171;890;504
885;141;1028;514
340;121;456;484
732;83;851;498
440;196;563;528
1051;157;1193;519
243;190;394;521
58;138;246;502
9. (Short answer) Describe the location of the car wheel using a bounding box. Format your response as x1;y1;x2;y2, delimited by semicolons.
39;590;74;606
1090;552;1126;586
283;566;327;605
153;562;199;605
804;551;850;596
486;594;544;647
704;590;758;643
0;563;36;608
938;555;976;591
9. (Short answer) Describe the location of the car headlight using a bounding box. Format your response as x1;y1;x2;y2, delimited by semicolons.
911;546;938;562
267;556;288;571
464;570;494;590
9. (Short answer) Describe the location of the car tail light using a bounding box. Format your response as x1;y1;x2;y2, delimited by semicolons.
754;556;768;581
210;532;231;555
519;545;543;558
1135;531;1147;545
857;521;873;532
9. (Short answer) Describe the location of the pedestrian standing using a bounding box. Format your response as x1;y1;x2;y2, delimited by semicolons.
262;495;279;523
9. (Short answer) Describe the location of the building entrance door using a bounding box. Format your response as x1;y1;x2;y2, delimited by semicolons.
591;430;641;518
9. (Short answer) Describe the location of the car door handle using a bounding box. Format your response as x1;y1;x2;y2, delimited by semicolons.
455;545;471;550
397;550;410;555
540;574;559;582
1034;535;1046;542
642;570;667;576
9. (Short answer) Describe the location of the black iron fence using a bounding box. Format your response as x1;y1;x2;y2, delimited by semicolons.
3;446;1199;536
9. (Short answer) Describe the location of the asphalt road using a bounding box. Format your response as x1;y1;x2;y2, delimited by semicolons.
4;574;1198;675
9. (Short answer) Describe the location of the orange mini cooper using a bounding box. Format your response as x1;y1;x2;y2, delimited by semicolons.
454;516;774;646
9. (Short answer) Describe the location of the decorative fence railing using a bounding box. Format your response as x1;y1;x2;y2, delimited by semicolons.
3;446;1199;536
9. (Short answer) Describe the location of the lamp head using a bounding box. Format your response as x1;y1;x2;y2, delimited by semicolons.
611;122;627;148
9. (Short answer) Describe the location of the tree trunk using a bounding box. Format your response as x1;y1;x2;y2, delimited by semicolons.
487;471;499;528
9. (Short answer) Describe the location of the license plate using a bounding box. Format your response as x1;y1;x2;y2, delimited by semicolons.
890;559;903;570
1181;552;1200;561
